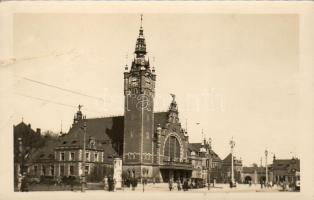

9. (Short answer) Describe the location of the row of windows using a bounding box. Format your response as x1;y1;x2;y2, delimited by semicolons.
33;165;90;176
34;165;55;176
59;152;100;162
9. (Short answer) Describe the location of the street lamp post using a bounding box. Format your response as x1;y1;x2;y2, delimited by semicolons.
207;137;212;190
81;121;87;192
18;137;23;192
229;137;235;187
265;149;268;187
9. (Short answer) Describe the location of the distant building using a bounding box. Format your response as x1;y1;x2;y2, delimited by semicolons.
221;153;243;183
241;165;273;184
13;121;45;186
188;140;223;185
272;156;300;184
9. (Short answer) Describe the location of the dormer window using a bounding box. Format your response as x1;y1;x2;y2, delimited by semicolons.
94;153;98;162
60;152;65;161
89;137;96;149
69;152;75;161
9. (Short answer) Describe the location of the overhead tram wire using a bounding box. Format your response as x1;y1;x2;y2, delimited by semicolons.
21;77;104;102
16;93;105;115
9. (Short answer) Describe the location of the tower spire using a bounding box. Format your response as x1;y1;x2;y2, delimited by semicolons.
134;14;147;58
60;120;63;134
140;14;143;28
124;53;129;71
152;56;155;73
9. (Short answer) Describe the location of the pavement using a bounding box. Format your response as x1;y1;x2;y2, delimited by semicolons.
117;183;283;193
26;183;292;193
67;183;284;193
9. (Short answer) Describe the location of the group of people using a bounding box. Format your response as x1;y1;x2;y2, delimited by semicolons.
128;177;139;191
259;180;273;189
103;176;117;192
17;172;29;192
168;178;190;191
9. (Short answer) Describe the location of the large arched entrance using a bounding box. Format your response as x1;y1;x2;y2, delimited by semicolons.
164;135;181;162
160;133;191;182
244;176;252;184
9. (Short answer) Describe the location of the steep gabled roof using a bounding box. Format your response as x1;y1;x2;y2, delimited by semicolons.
154;112;168;129
14;121;36;133
28;139;59;162
188;143;202;152
57;116;124;159
223;153;242;165
61;116;124;144
273;159;300;171
188;143;222;162
242;166;266;174
64;112;169;144
209;149;222;162
223;153;232;162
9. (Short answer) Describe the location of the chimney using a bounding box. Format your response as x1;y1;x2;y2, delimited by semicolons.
36;128;41;134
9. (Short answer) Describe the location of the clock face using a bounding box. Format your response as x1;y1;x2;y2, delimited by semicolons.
129;76;138;87
144;77;152;89
130;77;138;82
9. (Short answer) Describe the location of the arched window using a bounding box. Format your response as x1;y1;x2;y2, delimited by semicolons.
164;136;180;161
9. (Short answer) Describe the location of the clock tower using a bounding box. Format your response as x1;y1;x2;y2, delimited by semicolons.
123;16;156;171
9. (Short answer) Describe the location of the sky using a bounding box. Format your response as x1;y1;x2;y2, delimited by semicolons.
0;13;299;166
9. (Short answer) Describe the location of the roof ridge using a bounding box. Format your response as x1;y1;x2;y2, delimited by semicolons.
87;115;124;120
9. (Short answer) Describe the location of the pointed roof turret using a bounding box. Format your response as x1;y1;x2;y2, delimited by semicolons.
135;14;147;58
73;104;83;125
169;93;178;113
167;94;180;124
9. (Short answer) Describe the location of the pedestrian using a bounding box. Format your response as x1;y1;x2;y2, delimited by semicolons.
183;179;189;191
177;180;181;191
260;180;264;189
113;178;116;191
169;178;173;191
17;173;23;192
108;176;113;192
56;176;61;186
21;173;29;192
70;176;74;191
103;176;108;190
131;177;136;191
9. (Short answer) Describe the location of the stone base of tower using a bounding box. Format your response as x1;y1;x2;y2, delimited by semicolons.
122;165;166;183
122;165;154;179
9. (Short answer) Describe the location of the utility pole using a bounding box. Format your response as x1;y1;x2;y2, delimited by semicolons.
229;137;235;187
81;120;87;192
265;149;268;186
